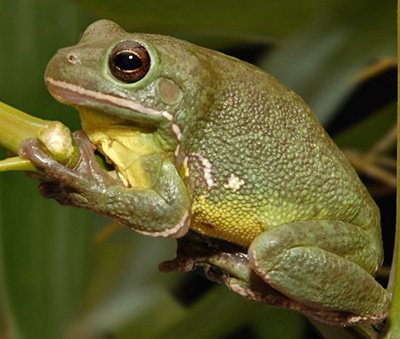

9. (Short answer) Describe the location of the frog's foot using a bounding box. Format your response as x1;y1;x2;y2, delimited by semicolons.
225;277;380;327
160;231;381;326
248;220;391;326
18;130;120;206
159;231;252;284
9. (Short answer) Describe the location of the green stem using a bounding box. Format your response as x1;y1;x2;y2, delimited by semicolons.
0;101;48;154
0;101;80;172
381;2;400;337
0;157;37;172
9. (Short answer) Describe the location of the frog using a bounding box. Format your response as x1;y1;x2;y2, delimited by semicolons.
18;19;391;326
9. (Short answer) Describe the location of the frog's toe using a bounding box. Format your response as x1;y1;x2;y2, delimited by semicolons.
72;130;119;186
19;137;74;181
72;130;95;158
19;138;54;169
71;130;98;172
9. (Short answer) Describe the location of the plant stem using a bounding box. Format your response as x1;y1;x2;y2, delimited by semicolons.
0;101;48;155
381;2;400;337
0;101;80;172
0;157;37;172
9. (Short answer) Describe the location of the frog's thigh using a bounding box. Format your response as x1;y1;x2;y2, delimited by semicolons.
248;220;390;317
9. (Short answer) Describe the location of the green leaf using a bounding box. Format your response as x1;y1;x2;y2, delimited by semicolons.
258;0;396;124
0;173;92;339
76;0;340;38
333;103;397;151
0;0;93;338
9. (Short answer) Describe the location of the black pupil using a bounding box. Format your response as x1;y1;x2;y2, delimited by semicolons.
114;52;142;71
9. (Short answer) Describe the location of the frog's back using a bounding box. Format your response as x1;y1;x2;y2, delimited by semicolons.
180;49;380;249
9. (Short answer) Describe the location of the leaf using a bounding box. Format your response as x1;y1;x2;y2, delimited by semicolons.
0;173;92;339
0;0;93;338
76;0;340;38
258;0;396;125
333;103;397;152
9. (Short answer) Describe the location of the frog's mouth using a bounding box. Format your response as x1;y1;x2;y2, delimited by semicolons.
45;77;178;188
45;77;163;117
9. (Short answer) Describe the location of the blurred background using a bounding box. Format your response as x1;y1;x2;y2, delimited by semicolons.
0;0;397;338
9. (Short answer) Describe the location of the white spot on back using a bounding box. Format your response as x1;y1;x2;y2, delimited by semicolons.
223;174;245;192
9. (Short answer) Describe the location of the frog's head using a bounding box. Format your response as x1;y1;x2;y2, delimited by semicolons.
45;19;219;148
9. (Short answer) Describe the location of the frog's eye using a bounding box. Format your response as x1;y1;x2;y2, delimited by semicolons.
108;41;151;83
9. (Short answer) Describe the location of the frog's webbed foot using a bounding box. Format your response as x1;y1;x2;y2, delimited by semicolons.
160;231;388;327
18;130;120;207
159;231;252;284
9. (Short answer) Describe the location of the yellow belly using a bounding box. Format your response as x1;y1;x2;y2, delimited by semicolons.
190;194;264;247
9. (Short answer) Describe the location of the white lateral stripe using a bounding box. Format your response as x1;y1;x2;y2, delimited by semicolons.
161;111;174;121
191;153;216;189
172;124;182;140
45;77;163;116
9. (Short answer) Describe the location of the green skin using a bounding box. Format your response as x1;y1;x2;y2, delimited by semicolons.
19;20;390;326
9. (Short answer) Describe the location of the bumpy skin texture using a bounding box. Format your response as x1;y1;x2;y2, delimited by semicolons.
21;20;390;325
180;55;380;248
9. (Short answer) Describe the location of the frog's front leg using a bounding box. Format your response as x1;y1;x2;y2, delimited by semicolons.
18;130;191;237
248;220;391;324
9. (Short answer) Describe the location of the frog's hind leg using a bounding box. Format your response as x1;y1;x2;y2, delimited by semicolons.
248;220;391;323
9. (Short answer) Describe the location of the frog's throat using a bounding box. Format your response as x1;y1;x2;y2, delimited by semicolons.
45;77;164;117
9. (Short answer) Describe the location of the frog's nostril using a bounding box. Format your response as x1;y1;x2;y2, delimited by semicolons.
67;53;78;64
